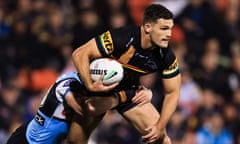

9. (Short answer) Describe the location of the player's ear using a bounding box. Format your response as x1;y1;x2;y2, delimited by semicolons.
143;23;152;34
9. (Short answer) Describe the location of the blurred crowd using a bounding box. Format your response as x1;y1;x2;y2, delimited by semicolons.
0;0;239;144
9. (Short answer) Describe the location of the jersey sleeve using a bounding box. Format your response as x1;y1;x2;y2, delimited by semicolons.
161;48;180;78
95;30;114;57
55;79;75;102
95;26;134;58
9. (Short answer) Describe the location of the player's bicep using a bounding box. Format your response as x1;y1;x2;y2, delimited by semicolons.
56;79;74;102
161;56;181;94
86;38;103;58
162;74;181;94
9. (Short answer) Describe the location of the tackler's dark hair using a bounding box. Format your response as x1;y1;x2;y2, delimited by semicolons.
143;4;173;24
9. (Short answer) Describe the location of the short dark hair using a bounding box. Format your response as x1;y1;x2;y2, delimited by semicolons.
143;4;173;24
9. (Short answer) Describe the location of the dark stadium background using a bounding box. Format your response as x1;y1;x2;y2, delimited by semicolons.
0;0;239;143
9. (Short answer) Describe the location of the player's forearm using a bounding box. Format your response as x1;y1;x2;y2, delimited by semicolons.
72;47;93;90
157;92;179;130
72;39;104;91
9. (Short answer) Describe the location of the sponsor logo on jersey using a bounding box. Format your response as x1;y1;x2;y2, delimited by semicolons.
99;31;114;54
90;69;108;75
35;113;45;126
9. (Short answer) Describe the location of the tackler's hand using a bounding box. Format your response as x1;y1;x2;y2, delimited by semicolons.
65;92;83;115
132;86;152;106
90;74;119;92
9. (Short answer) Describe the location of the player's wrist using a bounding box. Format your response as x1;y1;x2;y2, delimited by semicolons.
85;80;94;91
156;120;167;131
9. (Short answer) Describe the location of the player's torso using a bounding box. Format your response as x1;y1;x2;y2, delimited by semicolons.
96;25;175;85
117;46;162;86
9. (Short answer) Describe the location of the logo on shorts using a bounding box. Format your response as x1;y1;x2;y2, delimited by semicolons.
100;31;114;54
35;113;45;126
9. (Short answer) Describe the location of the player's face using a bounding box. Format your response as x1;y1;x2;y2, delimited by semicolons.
149;19;174;48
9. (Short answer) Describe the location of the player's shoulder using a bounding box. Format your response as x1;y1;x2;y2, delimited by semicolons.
95;25;140;56
162;46;175;56
110;25;139;37
154;46;176;60
109;25;140;48
111;25;139;32
56;72;81;83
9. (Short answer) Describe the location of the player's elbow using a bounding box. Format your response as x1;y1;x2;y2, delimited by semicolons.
72;47;81;62
72;46;87;66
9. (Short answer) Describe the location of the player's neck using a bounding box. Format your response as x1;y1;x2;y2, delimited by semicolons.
140;26;152;49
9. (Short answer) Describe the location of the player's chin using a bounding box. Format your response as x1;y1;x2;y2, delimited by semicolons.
159;42;169;48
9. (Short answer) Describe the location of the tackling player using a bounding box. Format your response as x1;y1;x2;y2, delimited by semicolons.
6;72;152;144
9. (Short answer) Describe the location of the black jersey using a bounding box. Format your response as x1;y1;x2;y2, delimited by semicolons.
95;25;179;88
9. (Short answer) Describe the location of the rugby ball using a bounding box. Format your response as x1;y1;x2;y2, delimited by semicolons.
90;58;124;85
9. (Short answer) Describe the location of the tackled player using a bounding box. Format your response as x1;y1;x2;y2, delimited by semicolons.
71;3;181;144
